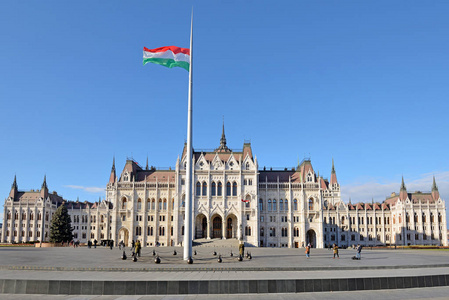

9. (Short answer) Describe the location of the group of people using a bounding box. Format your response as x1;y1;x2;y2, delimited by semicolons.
304;243;362;259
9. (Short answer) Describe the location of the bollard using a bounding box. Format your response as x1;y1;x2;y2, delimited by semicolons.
155;256;161;264
217;254;222;263
237;255;243;262
121;251;127;260
187;256;193;264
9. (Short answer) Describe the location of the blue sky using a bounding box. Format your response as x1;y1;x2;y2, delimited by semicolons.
1;1;448;223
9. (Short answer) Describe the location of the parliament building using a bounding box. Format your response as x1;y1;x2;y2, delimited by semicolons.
2;128;447;248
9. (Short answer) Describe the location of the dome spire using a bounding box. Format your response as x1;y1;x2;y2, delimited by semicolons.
214;118;231;152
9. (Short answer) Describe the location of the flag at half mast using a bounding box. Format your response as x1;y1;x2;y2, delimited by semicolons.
143;46;190;71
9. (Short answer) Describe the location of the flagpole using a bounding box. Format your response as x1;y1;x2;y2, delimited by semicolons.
184;10;193;261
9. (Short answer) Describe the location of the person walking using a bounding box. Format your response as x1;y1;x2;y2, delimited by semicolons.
333;244;339;259
356;244;362;259
135;240;141;257
305;245;310;258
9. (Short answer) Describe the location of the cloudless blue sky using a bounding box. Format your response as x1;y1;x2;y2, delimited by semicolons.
1;1;448;223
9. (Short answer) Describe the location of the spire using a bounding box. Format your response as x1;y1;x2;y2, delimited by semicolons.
330;158;338;186
146;155;149;170
40;175;48;198
41;175;47;190
432;176;440;200
109;156;117;184
9;175;18;198
11;175;18;190
214;119;231;152
399;176;408;201
400;176;406;191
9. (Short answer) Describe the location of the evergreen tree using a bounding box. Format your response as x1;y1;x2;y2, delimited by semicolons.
49;204;73;243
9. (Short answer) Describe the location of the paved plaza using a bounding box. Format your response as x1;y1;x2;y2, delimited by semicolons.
1;246;449;296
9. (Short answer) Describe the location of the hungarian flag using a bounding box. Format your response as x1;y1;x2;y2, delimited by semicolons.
143;46;190;71
242;199;250;203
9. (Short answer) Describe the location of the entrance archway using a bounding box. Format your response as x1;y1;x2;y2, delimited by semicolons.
212;216;222;238
118;227;129;247
195;214;207;238
226;214;237;238
306;229;316;248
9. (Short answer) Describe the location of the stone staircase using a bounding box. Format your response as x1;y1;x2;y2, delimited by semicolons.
193;238;240;248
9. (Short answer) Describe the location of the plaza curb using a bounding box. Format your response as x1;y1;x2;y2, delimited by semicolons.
1;274;449;295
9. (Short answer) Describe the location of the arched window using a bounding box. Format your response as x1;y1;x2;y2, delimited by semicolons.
259;199;263;211
285;200;288;211
232;182;237;196
268;199;272;211
279;199;283;211
148;226;153;236
217;182;223;196
22;212;26;220
30;213;34;221
172;199;175;210
136;226;141;236
45;212;49;221
226;182;231;196
196;182;201;196
121;198;127;209
211;182;216;196
147;198;151;210
163;199;167;210
245;195;251;208
294;199;298;211
273;199;277;211
159;226;165;236
137;198;142;210
308;198;314;210
158;199;162;210
246;162;250;170
151;199;155;210
202;182;207;196
422;213;426;223
430;213;434;223
15;212;19;220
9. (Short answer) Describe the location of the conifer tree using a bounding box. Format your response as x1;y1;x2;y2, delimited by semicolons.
49;204;73;243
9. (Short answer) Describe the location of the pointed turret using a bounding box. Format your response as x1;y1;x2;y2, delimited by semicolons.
40;175;48;198
399;176;408;201
214;120;231;152
330;158;338;186
146;156;149;170
9;175;18;198
431;176;440;200
109;156;116;184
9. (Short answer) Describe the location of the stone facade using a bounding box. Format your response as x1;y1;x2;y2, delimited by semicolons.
2;132;447;248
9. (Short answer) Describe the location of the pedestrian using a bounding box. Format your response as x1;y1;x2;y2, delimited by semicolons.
333;244;339;259
110;240;114;250
239;241;245;256
94;239;97;248
356;244;362;259
131;240;135;250
305;245;310;258
135;240;141;257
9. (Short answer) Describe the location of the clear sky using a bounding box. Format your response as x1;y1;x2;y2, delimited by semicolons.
1;1;448;224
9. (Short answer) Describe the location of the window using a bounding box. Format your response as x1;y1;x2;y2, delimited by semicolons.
260;216;264;222
202;182;207;196
259;199;263;211
269;227;276;237
246;162;250;170
260;227;264;237
151;199;155;210
294;199;298;211
285;200;288;211
273;199;277;211
159;226;165;236
268;199;272;211
163;199;167;210
308;198;314;210
137;199;142;210
218;182;222;196
158;199;162;210
245;226;251;236
196;182;201;196
246;214;250;221
226;182;231;196
279;199;283;211
294;227;299;237
281;228;288;237
121;198;127;209
211;182;216;196
148;226;153;236
232;182;237;196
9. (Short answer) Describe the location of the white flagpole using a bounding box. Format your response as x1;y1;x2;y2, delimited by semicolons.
184;10;193;261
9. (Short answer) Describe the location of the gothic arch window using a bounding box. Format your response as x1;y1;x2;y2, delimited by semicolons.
294;199;298;211
123;173;129;182
202;182;207;196
232;182;237;196
15;212;18;220
259;199;263;211
163;199;167;210
30;213;34;221
307;173;312;182
268;199;272;211
273;199;277;211
217;182;223;196
22;212;26;220
137;198;142;210
151;199;156;210
279;199;283;211
158;199;162;211
285;199;288;211
211;182;216;196
147;198;151;210
45;212;49;221
172;199;175;210
136;226;141;236
246;162;250;170
226;182;231;196
308;198;314;210
196;182;201;196
121;198;127;209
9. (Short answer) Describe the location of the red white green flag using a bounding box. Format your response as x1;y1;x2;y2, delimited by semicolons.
143;46;190;71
